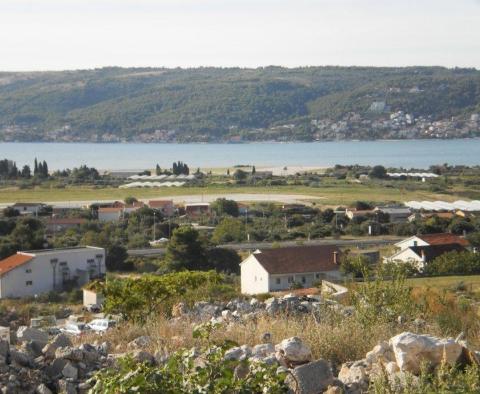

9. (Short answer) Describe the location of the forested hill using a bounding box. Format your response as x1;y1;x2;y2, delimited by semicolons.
1;66;480;142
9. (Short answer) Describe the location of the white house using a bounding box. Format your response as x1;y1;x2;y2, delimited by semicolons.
385;243;466;270
11;202;47;216
0;246;105;298
240;245;342;295
393;233;470;251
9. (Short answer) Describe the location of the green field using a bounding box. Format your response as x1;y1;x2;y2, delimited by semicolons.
406;275;480;292
0;183;459;206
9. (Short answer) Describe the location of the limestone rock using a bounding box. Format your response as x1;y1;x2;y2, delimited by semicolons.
286;360;334;394
389;332;463;374
62;362;79;380
275;337;311;367
127;336;152;350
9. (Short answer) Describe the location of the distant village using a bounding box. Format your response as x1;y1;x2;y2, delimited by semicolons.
1;109;480;143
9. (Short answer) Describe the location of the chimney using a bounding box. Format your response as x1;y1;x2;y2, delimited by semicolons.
333;251;338;265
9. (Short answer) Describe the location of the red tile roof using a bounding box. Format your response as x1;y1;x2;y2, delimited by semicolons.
148;200;173;208
0;253;34;276
410;243;466;262
253;245;341;275
418;233;470;247
98;207;123;213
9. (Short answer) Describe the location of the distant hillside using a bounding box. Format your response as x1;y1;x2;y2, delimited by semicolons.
0;66;479;142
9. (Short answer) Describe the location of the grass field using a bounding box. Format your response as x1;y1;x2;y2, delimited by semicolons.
406;275;480;292
0;183;459;205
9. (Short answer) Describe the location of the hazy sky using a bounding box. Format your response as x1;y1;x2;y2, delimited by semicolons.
1;0;479;71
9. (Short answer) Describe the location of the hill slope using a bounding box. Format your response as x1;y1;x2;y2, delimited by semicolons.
0;66;479;142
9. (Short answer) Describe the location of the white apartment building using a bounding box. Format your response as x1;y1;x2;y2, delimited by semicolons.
0;247;105;298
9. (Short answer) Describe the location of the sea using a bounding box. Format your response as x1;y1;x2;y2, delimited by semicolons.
0;139;479;171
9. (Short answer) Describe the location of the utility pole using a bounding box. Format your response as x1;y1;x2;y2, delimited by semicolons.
153;211;156;241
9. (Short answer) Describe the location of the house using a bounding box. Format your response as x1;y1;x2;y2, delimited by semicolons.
385;243;466;270
185;203;210;218
0;247;105;298
83;287;105;308
123;201;145;214
384;233;470;270
240;245;342;295
46;218;87;233
393;233;470;251
148;200;175;217
374;207;411;223
11;203;47;216
98;207;123;222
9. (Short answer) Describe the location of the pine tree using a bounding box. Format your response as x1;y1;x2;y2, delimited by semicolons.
34;158;38;175
42;160;48;177
252;166;256;175
155;164;161;175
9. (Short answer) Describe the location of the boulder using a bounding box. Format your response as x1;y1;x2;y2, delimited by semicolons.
286;360;334;394
224;345;251;361
275;337;311;367
45;358;68;379
55;347;84;362
365;341;395;365
62;362;79;380
35;384;53;394
131;350;155;365
10;349;32;367
16;326;48;343
389;332;463;374
0;339;10;359
252;343;275;358
338;360;369;390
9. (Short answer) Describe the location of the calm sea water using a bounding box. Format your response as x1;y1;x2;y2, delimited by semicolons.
0;139;479;170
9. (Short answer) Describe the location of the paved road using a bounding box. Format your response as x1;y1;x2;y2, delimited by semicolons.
127;237;401;256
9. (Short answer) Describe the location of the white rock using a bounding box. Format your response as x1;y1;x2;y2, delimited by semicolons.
365;341;394;364
275;337;312;365
385;361;400;375
338;360;368;387
252;343;275;358
389;332;463;374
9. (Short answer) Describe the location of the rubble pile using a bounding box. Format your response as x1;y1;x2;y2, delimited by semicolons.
172;294;354;323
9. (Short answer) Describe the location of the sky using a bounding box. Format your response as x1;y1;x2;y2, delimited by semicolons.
0;0;479;71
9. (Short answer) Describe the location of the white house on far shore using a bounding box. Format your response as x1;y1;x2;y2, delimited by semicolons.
0;246;105;298
240;245;342;295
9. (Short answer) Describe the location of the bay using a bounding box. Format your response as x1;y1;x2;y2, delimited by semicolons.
0;139;479;171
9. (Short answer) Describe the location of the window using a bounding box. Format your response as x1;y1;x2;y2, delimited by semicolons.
288;276;294;284
301;276;306;284
26;281;33;286
25;269;32;274
276;278;281;285
59;262;67;267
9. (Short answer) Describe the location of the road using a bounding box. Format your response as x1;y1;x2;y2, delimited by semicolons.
127;237;401;256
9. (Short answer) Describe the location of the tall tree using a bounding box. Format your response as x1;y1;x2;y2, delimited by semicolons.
165;226;208;271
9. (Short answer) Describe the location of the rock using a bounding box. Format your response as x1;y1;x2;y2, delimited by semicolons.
0;340;10;359
221;310;232;320
131;350;155;365
252;343;275;358
35;384;53;394
10;349;32;367
16;326;48;343
286;360;334;394
265;298;279;315
62;362;79;379
55;347;84;362
365;341;394;364
23;340;46;358
323;385;343;394
224;345;251;361
99;341;111;355
250;298;259;307
43;334;73;358
45;358;68;379
338;360;369;390
234;363;250;379
127;336;152;350
389;332;463;374
385;361;400;375
275;337;311;367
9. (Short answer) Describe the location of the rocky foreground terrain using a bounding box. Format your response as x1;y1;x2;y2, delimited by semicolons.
0;292;479;393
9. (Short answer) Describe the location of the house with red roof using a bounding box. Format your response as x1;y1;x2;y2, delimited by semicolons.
240;245;342;295
148;200;175;217
0;247;105;298
385;233;470;270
